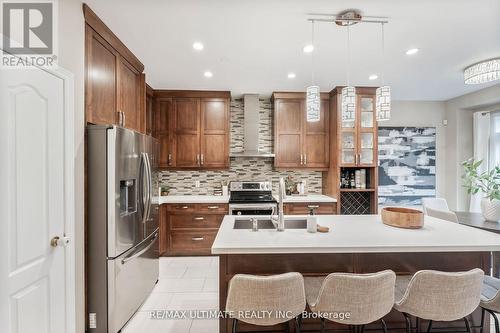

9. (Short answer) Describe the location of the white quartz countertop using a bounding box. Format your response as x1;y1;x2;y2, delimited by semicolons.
158;195;229;204
277;194;337;203
211;214;500;254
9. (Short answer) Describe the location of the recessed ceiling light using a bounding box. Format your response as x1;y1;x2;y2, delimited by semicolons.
204;71;213;78
192;42;204;51
406;48;419;55
369;74;378;80
287;73;296;79
303;44;314;53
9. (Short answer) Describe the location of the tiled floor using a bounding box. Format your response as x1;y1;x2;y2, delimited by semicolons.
122;256;499;333
122;256;219;333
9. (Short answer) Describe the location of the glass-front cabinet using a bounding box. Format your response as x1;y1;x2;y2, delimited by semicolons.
338;94;377;167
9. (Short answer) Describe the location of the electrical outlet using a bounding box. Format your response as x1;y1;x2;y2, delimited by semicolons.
89;313;97;329
195;180;201;188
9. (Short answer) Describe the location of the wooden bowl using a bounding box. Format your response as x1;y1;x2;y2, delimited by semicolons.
381;207;424;229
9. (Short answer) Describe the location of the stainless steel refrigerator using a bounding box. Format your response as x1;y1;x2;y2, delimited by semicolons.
87;125;159;333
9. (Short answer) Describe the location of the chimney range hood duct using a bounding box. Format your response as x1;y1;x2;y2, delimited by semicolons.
230;94;275;158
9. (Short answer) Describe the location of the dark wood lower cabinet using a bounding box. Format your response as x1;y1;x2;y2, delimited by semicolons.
284;202;336;215
218;252;491;333
159;203;228;256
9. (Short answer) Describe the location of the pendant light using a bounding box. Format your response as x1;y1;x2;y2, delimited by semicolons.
376;22;391;121
306;21;320;122
341;24;356;122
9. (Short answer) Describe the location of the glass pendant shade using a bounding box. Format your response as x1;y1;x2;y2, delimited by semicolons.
464;58;500;84
341;86;356;122
306;85;321;122
376;86;391;121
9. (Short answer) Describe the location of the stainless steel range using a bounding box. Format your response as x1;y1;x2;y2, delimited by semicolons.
229;181;278;215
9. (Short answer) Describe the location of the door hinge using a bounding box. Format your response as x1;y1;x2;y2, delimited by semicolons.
89;313;97;329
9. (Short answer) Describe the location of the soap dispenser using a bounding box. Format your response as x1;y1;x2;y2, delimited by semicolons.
307;207;317;233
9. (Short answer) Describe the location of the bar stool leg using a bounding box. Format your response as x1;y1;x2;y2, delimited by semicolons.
380;319;388;333
295;315;301;333
464;317;472;333
479;308;485;333
486;309;500;333
426;320;433;332
416;317;420;333
320;317;326;333
403;313;412;333
231;318;238;333
360;324;365;333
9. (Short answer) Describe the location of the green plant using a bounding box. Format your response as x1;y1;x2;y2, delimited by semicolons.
462;158;500;201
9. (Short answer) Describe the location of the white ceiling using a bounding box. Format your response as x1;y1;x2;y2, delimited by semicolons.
85;0;500;100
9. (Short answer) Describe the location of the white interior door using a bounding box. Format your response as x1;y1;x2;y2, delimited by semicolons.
0;66;74;333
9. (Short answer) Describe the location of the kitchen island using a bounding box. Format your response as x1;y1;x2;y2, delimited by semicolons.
212;215;500;333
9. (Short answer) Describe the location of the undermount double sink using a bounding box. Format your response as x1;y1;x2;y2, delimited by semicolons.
233;218;307;230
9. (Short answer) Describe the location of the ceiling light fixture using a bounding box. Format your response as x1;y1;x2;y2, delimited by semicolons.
376;22;391;121
406;48;419;55
192;42;204;51
204;71;213;78
369;74;378;80
464;58;500;85
303;44;314;53
287;73;296;79
341;23;356;122
306;20;320;122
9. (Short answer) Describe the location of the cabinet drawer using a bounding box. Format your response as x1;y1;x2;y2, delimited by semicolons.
169;214;223;229
166;204;196;213
170;231;217;251
197;203;228;213
285;202;336;215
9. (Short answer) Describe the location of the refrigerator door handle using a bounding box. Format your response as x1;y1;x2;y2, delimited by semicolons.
144;152;152;222
121;232;158;265
140;153;149;225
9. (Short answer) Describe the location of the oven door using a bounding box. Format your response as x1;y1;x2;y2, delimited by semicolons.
229;204;277;216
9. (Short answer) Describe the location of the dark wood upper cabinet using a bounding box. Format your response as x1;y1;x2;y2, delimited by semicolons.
174;98;200;167
304;99;330;168
273;92;330;170
117;57;142;132
274;99;303;168
154;98;173;167
84;4;146;133
145;85;154;136
200;98;229;168
152;91;230;170
85;26;117;125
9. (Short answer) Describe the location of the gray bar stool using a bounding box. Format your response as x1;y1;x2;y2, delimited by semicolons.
480;275;500;333
225;272;306;333
394;269;484;333
304;270;396;333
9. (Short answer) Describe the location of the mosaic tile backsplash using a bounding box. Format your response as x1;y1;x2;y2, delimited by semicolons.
159;98;322;195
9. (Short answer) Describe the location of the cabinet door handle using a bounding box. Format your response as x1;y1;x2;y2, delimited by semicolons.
304;154;307;165
196;154;200;165
117;110;124;127
122;111;126;127
168;153;172;166
208;206;219;209
193;216;205;221
192;237;204;241
177;206;189;210
201;154;204;165
300;154;303;165
307;205;320;209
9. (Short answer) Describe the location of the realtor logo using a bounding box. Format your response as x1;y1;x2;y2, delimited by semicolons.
2;1;57;68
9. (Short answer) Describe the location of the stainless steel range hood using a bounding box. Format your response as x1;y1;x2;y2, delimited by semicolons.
230;94;275;158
